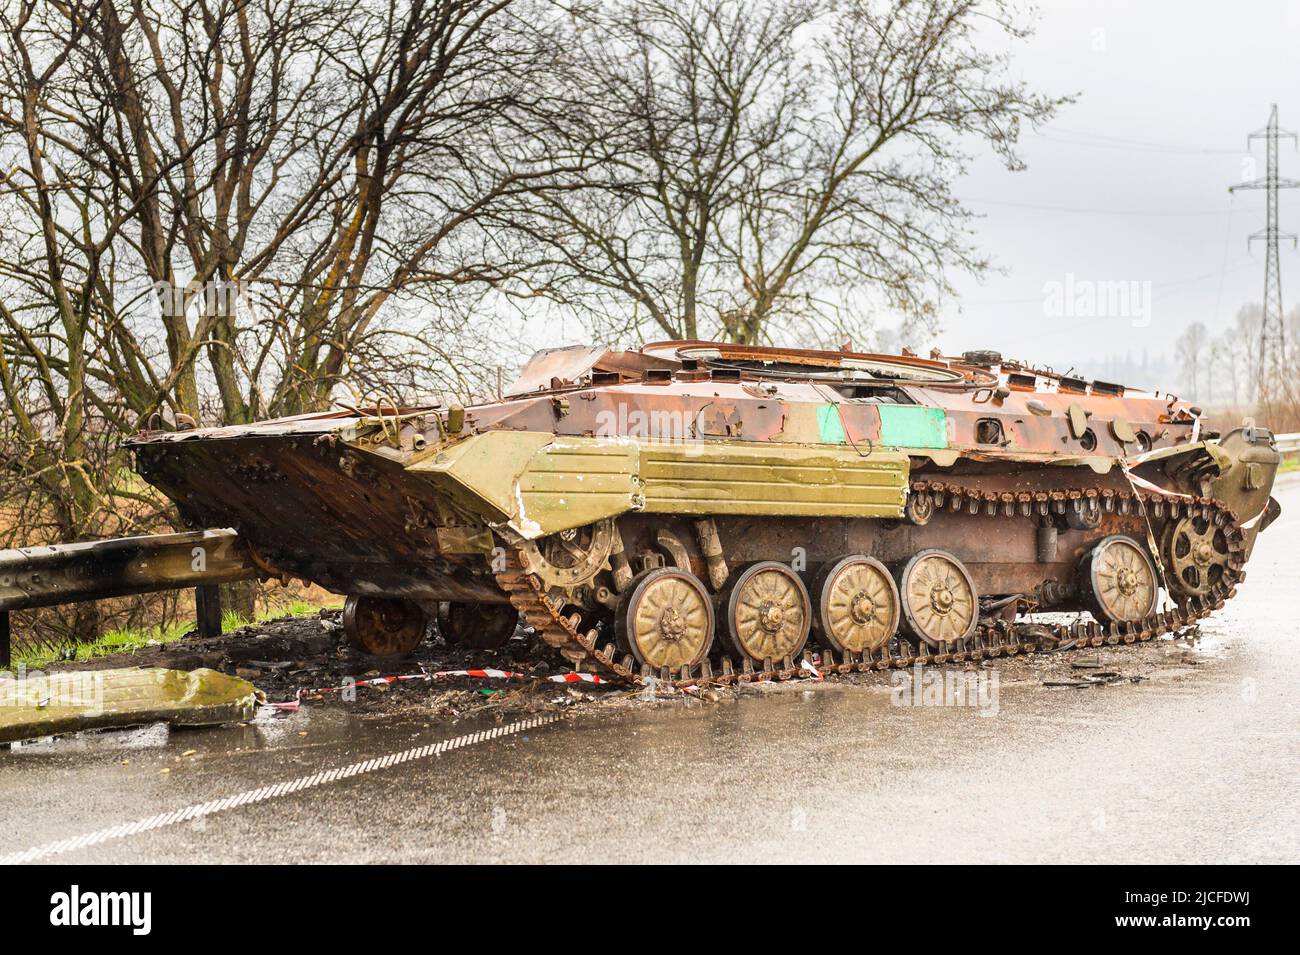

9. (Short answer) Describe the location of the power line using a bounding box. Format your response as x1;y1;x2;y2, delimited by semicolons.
1034;126;1237;155
962;196;1263;217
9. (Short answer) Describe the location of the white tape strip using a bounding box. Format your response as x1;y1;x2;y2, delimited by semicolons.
0;714;560;865
1121;464;1194;500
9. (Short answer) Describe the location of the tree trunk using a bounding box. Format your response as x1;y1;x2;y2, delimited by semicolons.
70;601;101;646
220;580;259;626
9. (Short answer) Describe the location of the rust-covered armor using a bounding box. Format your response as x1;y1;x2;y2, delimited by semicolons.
130;342;1281;685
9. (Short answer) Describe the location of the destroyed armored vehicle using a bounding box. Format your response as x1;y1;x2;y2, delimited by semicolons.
129;342;1282;683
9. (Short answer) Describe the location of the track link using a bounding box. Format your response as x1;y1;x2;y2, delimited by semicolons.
491;479;1248;690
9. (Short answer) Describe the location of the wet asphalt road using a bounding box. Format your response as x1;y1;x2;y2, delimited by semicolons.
2;479;1298;864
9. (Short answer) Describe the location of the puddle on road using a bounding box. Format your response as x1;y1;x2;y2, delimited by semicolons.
0;699;470;764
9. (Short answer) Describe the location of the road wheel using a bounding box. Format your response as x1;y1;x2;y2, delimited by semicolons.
437;601;519;650
813;554;900;654
615;567;714;670
723;561;811;664
1162;515;1231;602
896;549;978;647
1084;534;1158;624
343;595;427;656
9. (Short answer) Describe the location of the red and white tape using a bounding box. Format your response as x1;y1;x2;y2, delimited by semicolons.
1122;466;1194;500
267;666;609;711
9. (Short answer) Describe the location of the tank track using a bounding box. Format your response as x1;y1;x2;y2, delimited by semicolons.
491;479;1248;690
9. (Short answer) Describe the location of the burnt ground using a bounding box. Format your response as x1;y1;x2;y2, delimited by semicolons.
45;610;609;725
42;607;1221;728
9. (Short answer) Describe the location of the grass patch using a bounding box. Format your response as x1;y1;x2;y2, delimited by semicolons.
220;599;325;634
1278;455;1298;474
11;599;335;670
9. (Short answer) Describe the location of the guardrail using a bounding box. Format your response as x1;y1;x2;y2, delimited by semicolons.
1275;432;1300;455
0;529;258;667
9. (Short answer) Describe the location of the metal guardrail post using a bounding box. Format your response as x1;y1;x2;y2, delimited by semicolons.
195;584;222;639
0;530;257;657
1273;432;1300;454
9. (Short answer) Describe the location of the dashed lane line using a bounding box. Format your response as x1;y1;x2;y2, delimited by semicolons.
0;714;561;864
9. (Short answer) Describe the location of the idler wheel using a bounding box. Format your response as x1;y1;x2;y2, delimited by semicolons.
813;554;900;654
437;601;520;650
904;492;934;526
1083;534;1158;624
896;549;978;647
520;519;616;590
343;595;428;657
723;561;811;664
1162;514;1231;601
616;568;714;669
1065;498;1102;530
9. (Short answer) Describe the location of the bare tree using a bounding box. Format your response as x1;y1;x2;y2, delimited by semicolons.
0;2;161;546
0;0;593;639
1209;333;1240;408
1270;304;1300;429
73;0;590;422
526;0;1065;346
1175;321;1208;403
1229;303;1263;407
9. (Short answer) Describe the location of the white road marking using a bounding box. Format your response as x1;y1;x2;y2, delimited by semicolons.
0;714;560;864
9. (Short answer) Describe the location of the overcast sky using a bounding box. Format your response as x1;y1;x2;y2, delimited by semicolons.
509;1;1299;392
940;0;1300;382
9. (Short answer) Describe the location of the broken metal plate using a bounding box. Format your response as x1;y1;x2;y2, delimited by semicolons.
0;667;262;743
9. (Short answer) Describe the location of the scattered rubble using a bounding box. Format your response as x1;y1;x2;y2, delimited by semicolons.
25;607;1221;739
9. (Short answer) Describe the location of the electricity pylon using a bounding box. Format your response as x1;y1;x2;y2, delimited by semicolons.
1229;104;1298;405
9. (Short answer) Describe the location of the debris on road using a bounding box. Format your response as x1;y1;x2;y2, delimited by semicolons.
265;664;612;711
1043;670;1144;688
17;603;1200;744
40;609;623;726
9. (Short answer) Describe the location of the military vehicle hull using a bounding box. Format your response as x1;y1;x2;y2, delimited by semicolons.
129;343;1281;683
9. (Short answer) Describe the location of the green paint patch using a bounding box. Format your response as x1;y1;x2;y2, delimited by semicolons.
879;406;948;449
816;404;847;444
